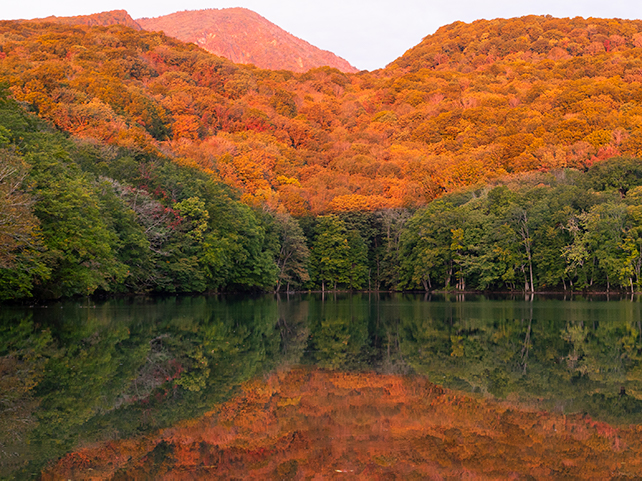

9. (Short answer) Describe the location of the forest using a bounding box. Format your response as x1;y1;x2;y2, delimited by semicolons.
4;15;642;298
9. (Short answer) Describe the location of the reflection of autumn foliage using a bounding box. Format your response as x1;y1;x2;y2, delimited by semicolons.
44;369;642;479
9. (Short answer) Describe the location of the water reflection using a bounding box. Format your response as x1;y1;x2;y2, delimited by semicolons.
2;293;642;478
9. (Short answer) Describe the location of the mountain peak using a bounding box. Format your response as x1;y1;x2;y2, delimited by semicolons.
136;8;358;73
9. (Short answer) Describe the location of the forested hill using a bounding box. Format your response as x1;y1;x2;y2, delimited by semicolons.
3;16;642;299
2;16;642;213
389;15;642;72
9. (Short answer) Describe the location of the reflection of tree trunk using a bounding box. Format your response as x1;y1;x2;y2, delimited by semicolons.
634;240;642;286
520;317;532;374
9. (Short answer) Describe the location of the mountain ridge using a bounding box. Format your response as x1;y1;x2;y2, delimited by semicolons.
25;9;142;30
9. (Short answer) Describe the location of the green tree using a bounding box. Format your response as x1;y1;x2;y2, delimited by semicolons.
25;143;127;297
309;215;368;291
0;149;50;299
273;211;310;292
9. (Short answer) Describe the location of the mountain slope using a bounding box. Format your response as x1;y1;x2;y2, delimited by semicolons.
3;16;642;215
387;14;642;72
137;8;358;73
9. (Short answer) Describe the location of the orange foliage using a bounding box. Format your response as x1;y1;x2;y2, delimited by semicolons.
43;368;642;480
3;15;642;215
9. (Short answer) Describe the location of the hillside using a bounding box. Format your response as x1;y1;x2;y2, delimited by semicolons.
4;16;642;297
3;15;642;213
389;15;642;72
137;8;358;73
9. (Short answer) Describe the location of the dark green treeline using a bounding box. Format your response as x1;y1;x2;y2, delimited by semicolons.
4;93;642;300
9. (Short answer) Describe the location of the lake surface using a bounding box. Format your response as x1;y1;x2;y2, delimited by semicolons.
3;293;642;478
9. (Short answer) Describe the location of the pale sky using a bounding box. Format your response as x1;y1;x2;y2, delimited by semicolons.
2;1;642;70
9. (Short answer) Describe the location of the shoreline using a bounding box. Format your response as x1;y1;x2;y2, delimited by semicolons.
4;288;641;307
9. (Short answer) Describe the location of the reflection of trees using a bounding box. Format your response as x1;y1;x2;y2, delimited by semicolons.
395;297;642;424
276;295;310;365
310;317;365;369
0;296;281;478
5;294;642;478
305;294;372;370
0;312;54;478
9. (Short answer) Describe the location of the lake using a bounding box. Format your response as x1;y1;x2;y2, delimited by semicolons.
3;293;642;478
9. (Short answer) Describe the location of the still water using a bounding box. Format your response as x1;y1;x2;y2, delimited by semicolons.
2;293;642;478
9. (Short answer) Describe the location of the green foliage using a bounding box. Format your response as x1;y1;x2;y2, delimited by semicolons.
274;211;310;291
0;148;50;300
27;146;128;297
586;157;642;197
399;162;642;293
0;92;281;300
309;215;368;290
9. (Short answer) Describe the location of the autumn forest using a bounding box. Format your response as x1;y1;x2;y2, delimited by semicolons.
4;14;642;300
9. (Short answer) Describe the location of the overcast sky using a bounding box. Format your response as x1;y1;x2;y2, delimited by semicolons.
3;1;642;70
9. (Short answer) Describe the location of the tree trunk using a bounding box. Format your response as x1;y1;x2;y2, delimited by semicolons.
445;261;452;288
518;210;534;292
